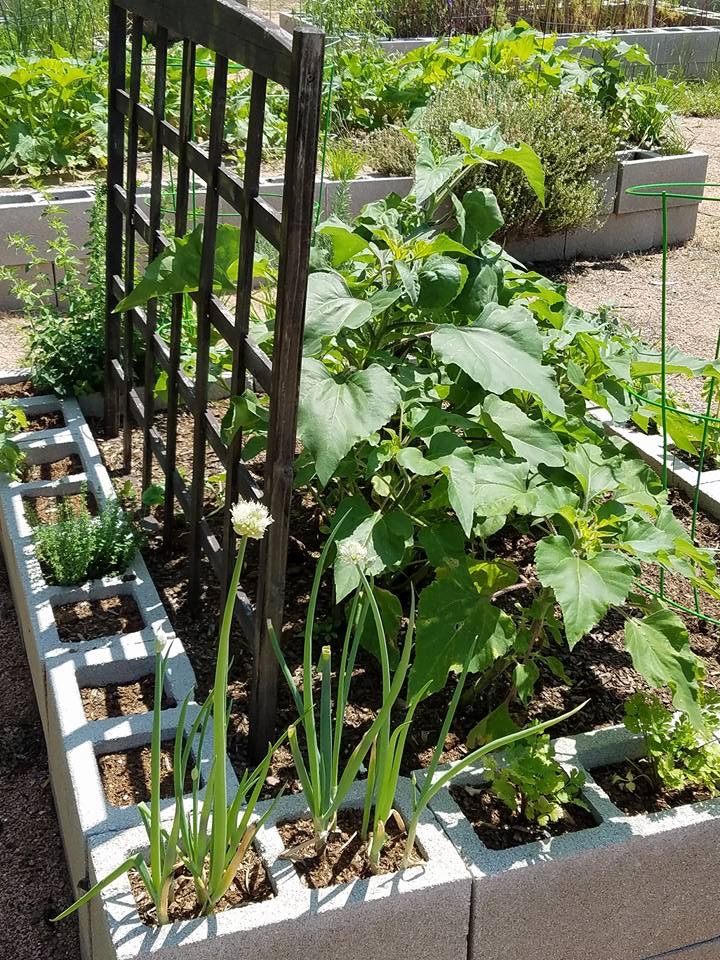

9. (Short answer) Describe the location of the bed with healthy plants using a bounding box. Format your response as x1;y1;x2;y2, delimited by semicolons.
0;25;708;268
4;89;720;957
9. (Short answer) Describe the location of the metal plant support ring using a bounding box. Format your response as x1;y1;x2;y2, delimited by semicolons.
624;180;720;626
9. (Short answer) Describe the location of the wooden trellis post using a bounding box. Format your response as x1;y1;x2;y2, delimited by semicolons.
104;0;324;757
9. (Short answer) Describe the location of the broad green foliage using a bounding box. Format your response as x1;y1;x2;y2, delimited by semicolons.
623;690;720;794
0;401;27;479
0;47;106;175
126;121;719;736
485;734;587;826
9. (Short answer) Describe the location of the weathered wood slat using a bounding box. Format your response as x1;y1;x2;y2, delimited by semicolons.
165;38;196;549
104;2;127;439
142;26;168;503
188;53;229;603
111;0;295;86
250;28;325;757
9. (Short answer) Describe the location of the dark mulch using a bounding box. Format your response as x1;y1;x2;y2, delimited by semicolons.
0;380;33;399
450;784;598;850
24;488;97;525
22;454;84;483
98;741;189;808
680;450;720;472
592;758;716;816
130;845;274;925
54;595;144;643
81;674;174;721
23;411;65;432
278;808;423;888
0;552;80;959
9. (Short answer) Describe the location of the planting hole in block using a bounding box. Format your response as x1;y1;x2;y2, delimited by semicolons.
22;453;84;483
278;808;425;888
0;380;33;399
129;845;274;925
81;675;175;721
54;595;144;643
591;760;716;816
449;784;598;851
97;741;192;808
22;409;65;432
24;486;98;525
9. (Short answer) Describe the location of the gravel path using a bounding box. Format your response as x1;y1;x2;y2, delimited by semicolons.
548;116;720;412
0;312;25;369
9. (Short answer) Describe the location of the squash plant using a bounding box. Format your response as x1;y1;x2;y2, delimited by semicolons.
117;123;719;741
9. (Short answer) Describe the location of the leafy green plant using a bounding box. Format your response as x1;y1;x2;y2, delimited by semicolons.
119;119;719;755
296;0;389;36
676;70;720;118
55;499;282;924
622;690;720;794
0;47;106;175
34;498;143;586
0;400;27;479
1;187;114;397
381;77;617;235
485;734;587;825
272;526;585;868
0;0;106;57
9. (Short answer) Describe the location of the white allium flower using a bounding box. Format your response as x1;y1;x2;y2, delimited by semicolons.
153;626;169;655
231;498;273;541
337;538;368;569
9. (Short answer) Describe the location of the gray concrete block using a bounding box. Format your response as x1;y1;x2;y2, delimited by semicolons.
85;778;471;960
616;151;709;215
427;724;720;960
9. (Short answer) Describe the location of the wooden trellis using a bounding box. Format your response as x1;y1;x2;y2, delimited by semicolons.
104;0;324;756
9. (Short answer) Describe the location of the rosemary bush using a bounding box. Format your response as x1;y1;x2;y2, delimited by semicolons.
34;498;143;586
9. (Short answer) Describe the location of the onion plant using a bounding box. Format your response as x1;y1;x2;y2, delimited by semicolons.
55;498;280;924
269;532;414;854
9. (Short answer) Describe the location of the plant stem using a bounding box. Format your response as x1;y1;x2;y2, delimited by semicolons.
209;536;247;896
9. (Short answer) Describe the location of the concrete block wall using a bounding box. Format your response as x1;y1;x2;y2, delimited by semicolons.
86;779;472;960
428;724;720;960
0;382;240;960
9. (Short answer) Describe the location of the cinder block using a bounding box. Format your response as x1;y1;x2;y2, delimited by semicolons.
428;725;720;960
85;778;471;960
616;151;709;215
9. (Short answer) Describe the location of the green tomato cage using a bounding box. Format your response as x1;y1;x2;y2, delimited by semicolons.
625;181;719;627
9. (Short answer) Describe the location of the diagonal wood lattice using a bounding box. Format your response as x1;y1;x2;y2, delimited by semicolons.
104;0;324;757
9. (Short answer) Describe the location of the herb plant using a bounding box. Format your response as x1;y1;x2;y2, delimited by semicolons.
1;188;110;397
0;400;27;479
485;734;587;826
34;498;143;586
622;690;720;795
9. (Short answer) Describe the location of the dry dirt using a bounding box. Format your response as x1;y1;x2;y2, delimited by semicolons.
0;312;25;368
547;116;720;413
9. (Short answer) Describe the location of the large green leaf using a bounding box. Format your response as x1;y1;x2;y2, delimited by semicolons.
481;396;565;467
453;262;499;315
397;431;476;535
564;444;617;503
417;254;468;308
474;454;536;517
409;566;516;697
450;121;545;205
455;188;504;249
303;271;373;355
115;223;241;311
316;217;370;267
298;360;400;485
432;303;565;416
624;609;703;729
413;139;464;206
535;536;635;647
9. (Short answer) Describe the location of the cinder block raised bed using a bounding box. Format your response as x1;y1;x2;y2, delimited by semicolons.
85;778;471;960
428;725;720;960
591;405;720;521
0;147;706;304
